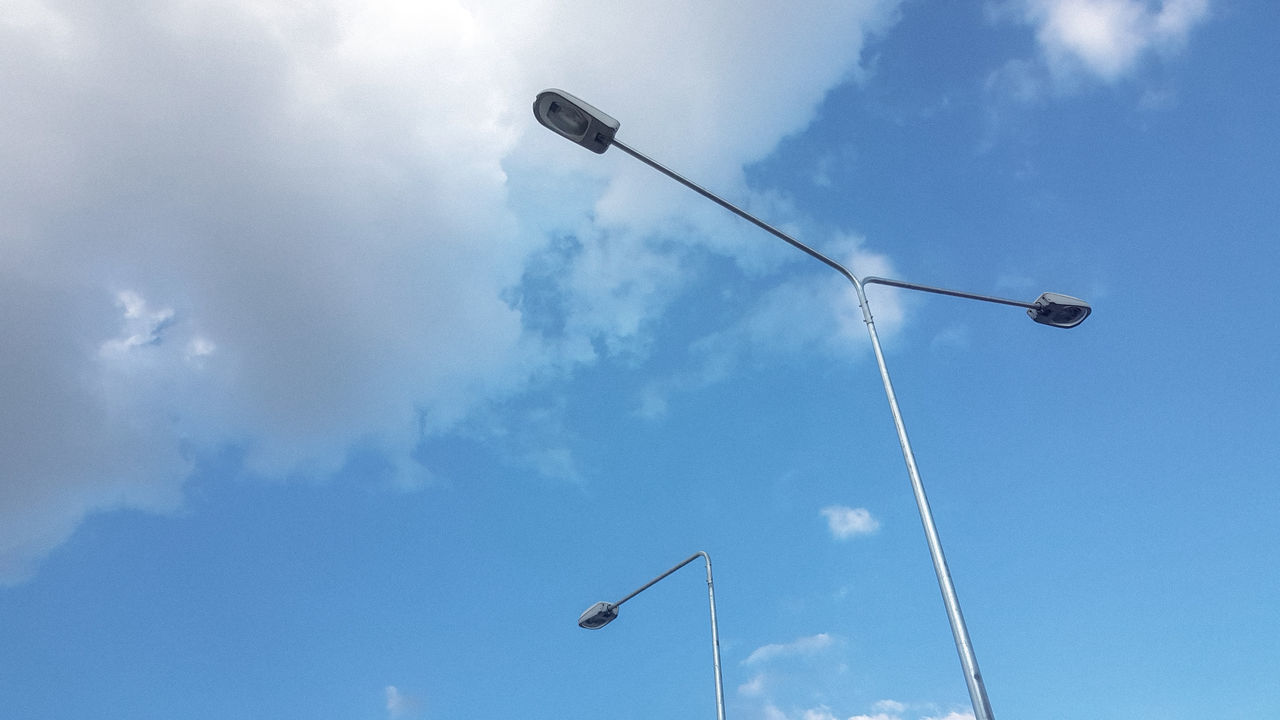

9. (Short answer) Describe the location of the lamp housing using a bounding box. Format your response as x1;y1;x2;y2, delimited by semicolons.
1029;292;1091;328
533;89;619;154
578;601;619;629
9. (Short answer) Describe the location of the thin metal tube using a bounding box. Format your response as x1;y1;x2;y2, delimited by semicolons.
612;140;856;286
613;551;703;606
610;137;996;720
611;551;727;720
703;553;727;720
862;276;1035;310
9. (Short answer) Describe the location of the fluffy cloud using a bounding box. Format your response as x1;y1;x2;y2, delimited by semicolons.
991;0;1210;87
739;672;769;697
1025;0;1209;80
635;236;902;421
739;636;973;720
384;685;422;718
821;505;881;539
757;702;972;720
980;0;1211;148
0;0;904;582
744;633;837;665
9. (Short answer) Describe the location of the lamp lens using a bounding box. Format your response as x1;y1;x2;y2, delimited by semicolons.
547;101;589;137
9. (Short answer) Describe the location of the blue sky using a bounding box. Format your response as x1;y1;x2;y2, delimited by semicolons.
2;0;1277;718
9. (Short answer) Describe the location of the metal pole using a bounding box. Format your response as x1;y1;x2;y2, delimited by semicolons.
853;284;995;720
702;552;728;720
611;137;996;720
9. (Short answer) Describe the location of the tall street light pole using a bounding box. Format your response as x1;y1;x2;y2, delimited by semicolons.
536;89;1092;720
578;551;727;720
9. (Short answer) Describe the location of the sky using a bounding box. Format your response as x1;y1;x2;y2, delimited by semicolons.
1;0;1278;718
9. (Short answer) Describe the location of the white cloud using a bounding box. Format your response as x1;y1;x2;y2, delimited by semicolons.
764;705;792;720
821;505;880;539
1031;0;1150;79
981;1;1209;148
0;0;907;583
744;633;836;665
384;685;422;719
634;236;903;420
755;701;972;720
739;672;768;697
994;0;1210;86
97;291;175;357
756;705;901;720
737;238;903;358
872;699;907;714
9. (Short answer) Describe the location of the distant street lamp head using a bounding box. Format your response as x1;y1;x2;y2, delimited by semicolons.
533;89;619;154
578;601;619;629
1029;292;1092;328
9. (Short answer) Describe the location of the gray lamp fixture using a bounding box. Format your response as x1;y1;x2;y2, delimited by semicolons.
577;601;618;629
1029;292;1092;328
533;89;619;154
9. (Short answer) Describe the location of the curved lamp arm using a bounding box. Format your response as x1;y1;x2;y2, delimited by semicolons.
533;90;1090;328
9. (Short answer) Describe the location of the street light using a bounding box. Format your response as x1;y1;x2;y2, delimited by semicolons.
578;551;727;720
536;88;1092;720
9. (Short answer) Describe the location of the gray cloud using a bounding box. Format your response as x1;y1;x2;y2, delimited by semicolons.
0;0;904;583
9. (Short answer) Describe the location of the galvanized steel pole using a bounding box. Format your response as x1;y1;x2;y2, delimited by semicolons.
612;138;995;720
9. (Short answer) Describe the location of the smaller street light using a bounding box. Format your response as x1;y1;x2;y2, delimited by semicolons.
579;551;727;720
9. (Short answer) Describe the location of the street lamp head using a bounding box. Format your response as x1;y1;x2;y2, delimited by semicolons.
1028;292;1091;328
578;601;619;629
533;89;619;154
